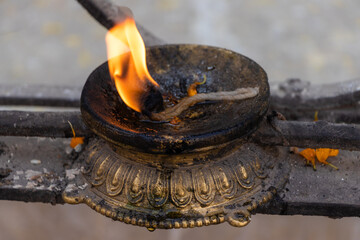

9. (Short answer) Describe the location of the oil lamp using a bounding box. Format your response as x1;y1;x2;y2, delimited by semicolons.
63;13;290;230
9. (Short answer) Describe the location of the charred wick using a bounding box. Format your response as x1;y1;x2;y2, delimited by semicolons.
140;84;164;117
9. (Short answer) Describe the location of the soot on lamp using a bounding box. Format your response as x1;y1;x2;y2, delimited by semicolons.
81;44;269;154
63;44;291;230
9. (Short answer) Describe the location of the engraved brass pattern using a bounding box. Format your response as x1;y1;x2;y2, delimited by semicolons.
63;138;290;229
211;165;237;199
170;170;192;208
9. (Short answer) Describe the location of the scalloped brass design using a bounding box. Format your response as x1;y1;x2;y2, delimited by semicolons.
63;138;290;229
171;170;192;208
147;170;169;208
106;161;129;196
212;165;237;199
192;168;216;206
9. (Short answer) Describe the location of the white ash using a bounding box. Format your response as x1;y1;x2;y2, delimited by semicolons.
30;159;41;165
78;183;88;190
65;168;80;180
74;144;83;153
25;170;42;180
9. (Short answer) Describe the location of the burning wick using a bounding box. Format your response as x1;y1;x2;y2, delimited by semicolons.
105;8;259;121
106;15;163;115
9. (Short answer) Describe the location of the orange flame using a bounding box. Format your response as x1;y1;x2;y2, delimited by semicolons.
105;18;159;112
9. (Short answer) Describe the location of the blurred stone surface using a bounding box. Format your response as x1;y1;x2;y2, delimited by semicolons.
1;0;360;239
0;201;359;240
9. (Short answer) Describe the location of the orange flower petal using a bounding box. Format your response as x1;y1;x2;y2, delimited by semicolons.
299;148;316;169
70;137;84;148
187;74;207;97
314;111;319;122
187;83;198;97
296;112;340;170
316;148;339;170
315;148;331;164
299;148;316;161
328;149;339;157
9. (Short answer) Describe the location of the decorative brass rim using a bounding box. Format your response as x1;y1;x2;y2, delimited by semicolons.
63;138;290;230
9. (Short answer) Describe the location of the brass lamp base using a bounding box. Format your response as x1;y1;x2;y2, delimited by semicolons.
63;138;289;229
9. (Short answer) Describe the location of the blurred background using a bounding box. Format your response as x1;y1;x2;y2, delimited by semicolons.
1;0;360;239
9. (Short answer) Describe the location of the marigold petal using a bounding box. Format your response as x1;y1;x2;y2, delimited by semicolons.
299;148;316;170
187;84;198;97
299;148;316;160
315;148;331;164
299;148;316;162
314;111;319;122
187;74;207;97
70;137;84;148
328;149;339;157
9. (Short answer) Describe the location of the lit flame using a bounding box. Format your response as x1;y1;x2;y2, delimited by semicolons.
106;18;159;112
